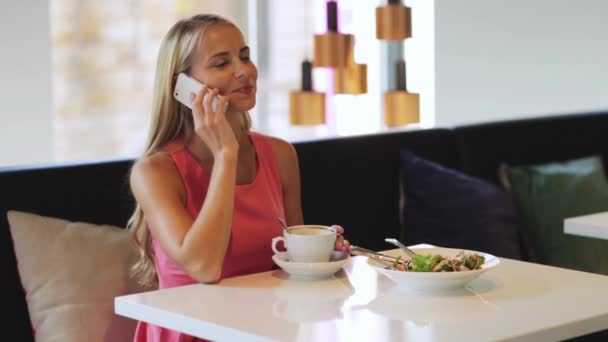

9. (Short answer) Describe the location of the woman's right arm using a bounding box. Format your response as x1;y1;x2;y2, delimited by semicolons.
130;89;238;284
130;151;236;284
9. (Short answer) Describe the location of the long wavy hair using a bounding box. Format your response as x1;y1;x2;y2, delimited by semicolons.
127;14;252;288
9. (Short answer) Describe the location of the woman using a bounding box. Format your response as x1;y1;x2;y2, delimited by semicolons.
127;14;350;341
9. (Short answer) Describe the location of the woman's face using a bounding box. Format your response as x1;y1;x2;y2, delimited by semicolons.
190;24;258;113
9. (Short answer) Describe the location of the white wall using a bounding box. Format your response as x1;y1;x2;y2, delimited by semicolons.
435;0;608;126
0;0;54;167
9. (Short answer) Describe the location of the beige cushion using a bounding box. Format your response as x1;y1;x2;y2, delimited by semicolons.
8;210;146;342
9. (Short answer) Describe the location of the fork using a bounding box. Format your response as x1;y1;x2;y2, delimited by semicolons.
384;238;417;258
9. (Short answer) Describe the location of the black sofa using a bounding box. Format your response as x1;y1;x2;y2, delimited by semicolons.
2;110;608;341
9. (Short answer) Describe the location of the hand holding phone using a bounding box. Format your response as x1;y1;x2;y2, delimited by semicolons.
175;73;237;157
174;73;228;112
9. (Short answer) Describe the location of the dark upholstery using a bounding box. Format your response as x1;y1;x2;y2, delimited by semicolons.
296;128;460;252
455;111;608;185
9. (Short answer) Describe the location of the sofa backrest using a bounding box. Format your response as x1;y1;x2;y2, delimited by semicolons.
454;110;608;184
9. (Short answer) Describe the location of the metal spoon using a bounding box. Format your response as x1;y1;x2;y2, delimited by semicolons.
384;238;417;258
278;217;288;231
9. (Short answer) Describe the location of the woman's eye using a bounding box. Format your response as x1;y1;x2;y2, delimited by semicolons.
215;61;228;68
241;56;250;62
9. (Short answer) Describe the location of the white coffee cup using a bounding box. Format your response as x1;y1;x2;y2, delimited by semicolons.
271;225;338;263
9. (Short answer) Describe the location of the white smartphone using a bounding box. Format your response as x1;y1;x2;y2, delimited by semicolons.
174;73;227;112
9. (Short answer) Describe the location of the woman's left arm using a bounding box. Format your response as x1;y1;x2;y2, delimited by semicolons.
268;137;304;227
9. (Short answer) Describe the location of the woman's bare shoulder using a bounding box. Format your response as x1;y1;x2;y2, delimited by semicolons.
130;152;182;191
261;135;300;187
263;135;297;162
133;152;175;175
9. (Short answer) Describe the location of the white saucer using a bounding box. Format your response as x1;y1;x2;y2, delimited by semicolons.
272;251;350;279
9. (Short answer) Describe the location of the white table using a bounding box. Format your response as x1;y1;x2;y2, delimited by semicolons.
115;247;608;342
564;211;608;240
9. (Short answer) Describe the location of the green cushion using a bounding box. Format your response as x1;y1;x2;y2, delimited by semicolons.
506;156;608;274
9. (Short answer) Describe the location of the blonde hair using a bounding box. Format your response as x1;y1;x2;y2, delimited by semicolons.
127;14;252;288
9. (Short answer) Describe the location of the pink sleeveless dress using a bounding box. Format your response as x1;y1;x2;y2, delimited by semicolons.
133;132;285;342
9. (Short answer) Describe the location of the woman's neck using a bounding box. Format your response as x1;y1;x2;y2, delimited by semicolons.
186;112;250;164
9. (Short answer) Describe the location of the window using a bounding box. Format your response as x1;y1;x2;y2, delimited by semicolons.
51;0;249;162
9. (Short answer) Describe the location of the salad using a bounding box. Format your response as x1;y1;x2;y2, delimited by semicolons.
388;251;485;272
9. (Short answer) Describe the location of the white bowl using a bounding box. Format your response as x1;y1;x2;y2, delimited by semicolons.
367;246;500;292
